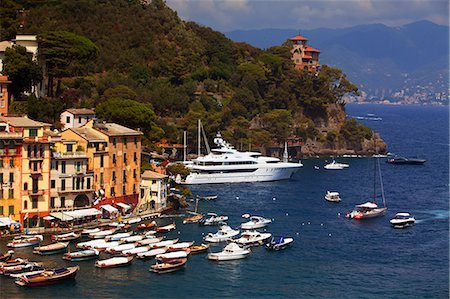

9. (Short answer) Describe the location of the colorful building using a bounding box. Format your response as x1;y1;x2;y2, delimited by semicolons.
0;75;11;115
290;34;321;72
60;108;96;131
137;170;168;213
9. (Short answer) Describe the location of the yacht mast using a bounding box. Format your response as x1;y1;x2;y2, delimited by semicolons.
183;131;187;162
197;119;201;157
283;142;288;163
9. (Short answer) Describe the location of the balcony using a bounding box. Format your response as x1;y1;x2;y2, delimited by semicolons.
0;132;22;139
53;151;88;159
29;189;44;196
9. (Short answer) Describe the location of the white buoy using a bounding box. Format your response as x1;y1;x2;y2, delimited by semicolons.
236;196;240;200
302;223;305;226
328;233;332;237
286;213;289;216
272;197;276;201
321;223;324;226
177;231;180;234
296;232;299;235
308;222;311;225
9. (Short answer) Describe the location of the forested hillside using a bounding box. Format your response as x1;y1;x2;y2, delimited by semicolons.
0;0;383;156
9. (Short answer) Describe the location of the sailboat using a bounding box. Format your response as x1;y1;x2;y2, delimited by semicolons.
346;156;387;219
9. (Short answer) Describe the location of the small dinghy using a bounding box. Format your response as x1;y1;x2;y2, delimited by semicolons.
94;241;120;251
241;216;272;230
167;242;195;252
95;256;133;268
183;214;203;224
234;231;272;246
89;229;116;239
0;258;28;268
390;212;416;228
144;230;157;237
148;239;179;249
156;223;176;233
122;246;150;256
199;213;229;226
63;249;99;261
15;266;79;287
188;244;209;254
150;258;187;273
7;235;43;248
137;248;168;259
204;225;240;243
0;250;14;262
81;228;100;235
207;243;250;261
105;232;132;242
120;235;144;244
105;243;135;254
9;268;45;278
137;221;157;230
156;251;188;261
2;263;43;276
137;237;165;246
265;236;294;251
76;239;106;249
51;232;80;242
33;242;69;255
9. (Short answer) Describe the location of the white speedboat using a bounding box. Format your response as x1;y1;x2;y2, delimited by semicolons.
325;191;341;203
207;243;251;261
199;213;229;226
204;225;240;243
179;133;302;184
390;213;415;228
324;160;349;170
265;236;294;251
234;231;272;246
346;202;387;219
241;216;272;230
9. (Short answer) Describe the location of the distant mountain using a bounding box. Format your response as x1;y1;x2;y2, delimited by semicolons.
225;21;449;104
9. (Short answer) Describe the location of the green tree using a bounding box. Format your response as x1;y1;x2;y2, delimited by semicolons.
37;31;99;96
3;45;43;99
0;0;20;41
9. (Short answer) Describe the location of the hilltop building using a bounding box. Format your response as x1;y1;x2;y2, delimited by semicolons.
60;108;96;131
290;34;321;72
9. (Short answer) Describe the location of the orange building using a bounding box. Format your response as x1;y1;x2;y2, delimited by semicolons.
290;34;321;72
0;76;11;115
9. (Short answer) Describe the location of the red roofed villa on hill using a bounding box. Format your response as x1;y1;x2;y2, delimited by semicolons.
290;34;321;72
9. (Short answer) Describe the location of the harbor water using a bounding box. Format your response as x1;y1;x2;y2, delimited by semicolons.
0;104;448;298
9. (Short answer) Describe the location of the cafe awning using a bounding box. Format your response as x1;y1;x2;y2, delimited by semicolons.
116;202;131;211
64;208;101;219
100;204;118;213
50;212;74;221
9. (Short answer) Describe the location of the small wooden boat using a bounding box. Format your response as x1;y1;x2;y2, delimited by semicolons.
7;235;43;248
123;217;142;224
137;237;164;246
156;223;176;233
137;221;157;230
108;222;125;228
197;195;218;200
0;250;14;262
105;243;135;254
144;230;157;237
188;244;209;254
122;246;150;256
119;235;144;244
15;266;79;287
105;232;131;242
10;268;45;278
150;258;187;273
183;214;203;224
51;232;80;242
0;258;28;268
81;228;100;235
167;242;194;252
89;229;116;239
33;242;69;255
265;236;294;251
136;248;167;259
95;256;133;268
76;239;106;249
94;241;120;251
156;250;188;261
63;249;99;261
2;263;43;276
148;239;179;249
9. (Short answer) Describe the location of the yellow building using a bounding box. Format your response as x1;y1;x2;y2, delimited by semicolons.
137;170;168;213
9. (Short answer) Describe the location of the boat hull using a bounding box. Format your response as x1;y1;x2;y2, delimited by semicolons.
15;266;79;287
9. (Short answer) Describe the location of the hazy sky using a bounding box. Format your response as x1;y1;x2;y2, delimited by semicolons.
166;0;449;31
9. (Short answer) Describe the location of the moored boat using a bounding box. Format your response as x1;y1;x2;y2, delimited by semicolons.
105;232;132;242
386;156;426;165
1;263;43;276
15;266;79;286
123;217;142;224
119;235;144;244
94;241;120;251
265;236;294;251
0;258;28;268
105;243;135;254
122;246;150;256
137;237;165;246
150;258;187;273
390;212;416;228
63;249;100;261
51;232;80;242
0;250;14;262
325;191;341;203
89;229;116;239
183;214;203;224
148;239;179;249
137;221;157;230
234;231;272;246
204;225;240;243
241;215;272;230
188;244;209;254
156;223;176;232
324;160;349;170
95;256;133;268
137;248;167;259
167;242;194;251
33;242;69;255
199;213;228;226
7;235;43;248
76;239;106;249
207;243;250;261
81;228;100;235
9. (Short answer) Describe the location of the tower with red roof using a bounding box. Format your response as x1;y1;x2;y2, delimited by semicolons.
289;34;321;72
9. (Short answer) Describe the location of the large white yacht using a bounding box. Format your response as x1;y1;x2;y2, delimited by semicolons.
178;133;303;185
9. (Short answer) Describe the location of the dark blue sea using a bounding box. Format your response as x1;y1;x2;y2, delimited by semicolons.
1;104;448;298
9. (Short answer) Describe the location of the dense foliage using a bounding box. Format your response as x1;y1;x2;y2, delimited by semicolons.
0;0;370;154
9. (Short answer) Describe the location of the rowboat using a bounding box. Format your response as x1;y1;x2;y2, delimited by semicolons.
156;223;176;233
183;214;203;224
7;235;43;248
33;242;69;255
95;256;133;268
136;237;164;246
122;246;150;256
1;263;43;276
148;239;179;249
81;228;100;235
15;266;79;287
63;249;99;261
119;235;144;244
0;258;28;268
124;217;142;224
76;239;106;249
144;230;157;237
156;250;188;261
136;248;167;259
104;232;131;242
105;243;135;253
167;242;194;251
150;258;187;273
9;268;45;278
94;241;120;251
89;229;116;239
188;244;209;254
51;232;80;242
137;221;157;230
0;250;14;262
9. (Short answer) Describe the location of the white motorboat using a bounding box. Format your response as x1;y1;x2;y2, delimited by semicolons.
89;229;116;239
346;202;387;219
324;160;349;170
179;132;303;184
120;235;144;243
105;232;131;242
204;225;240;243
156;251;188;261
105;243;135;253
241;216;272;230
122;246;150;256
199;213;229;226
95;256;133;268
137;248;167;259
325;191;341;203
167;242;194;251
390;213;416;228
234;231;272;246
265;236;294;250
7;235;43;248
207;243;251;261
76;239;106;249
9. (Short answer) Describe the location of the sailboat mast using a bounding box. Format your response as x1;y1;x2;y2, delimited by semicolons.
197;119;201;157
183;131;187;162
378;157;387;208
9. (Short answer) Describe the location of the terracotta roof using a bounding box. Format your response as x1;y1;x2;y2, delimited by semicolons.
71;126;106;142
290;35;308;41
93;123;143;137
0;116;51;128
303;55;312;59
141;170;168;180
65;108;95;115
304;46;320;53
